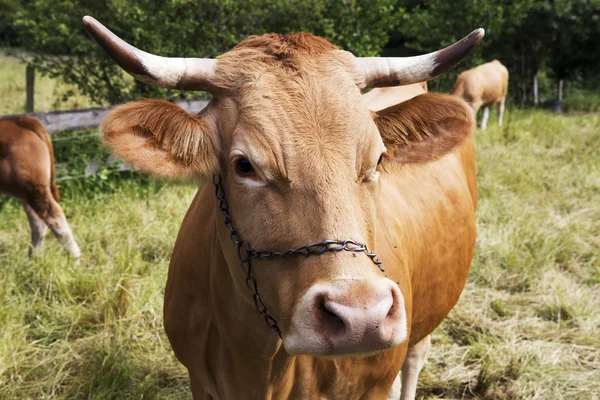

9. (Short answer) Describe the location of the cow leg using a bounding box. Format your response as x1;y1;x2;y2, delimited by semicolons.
28;189;81;260
21;201;48;256
480;106;490;130
387;373;401;399
190;374;212;399
497;97;506;126
399;335;431;400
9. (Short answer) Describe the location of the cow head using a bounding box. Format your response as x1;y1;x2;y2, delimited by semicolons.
84;17;481;357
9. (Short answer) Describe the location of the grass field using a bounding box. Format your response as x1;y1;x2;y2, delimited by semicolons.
0;54;95;115
0;109;599;399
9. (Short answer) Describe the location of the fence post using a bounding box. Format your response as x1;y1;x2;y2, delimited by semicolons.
532;73;539;107
557;79;564;102
26;65;35;113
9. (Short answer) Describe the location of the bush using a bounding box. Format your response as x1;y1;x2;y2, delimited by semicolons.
562;88;600;113
9;0;401;106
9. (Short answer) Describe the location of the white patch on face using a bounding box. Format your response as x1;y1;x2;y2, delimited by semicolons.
361;144;386;183
363;169;380;183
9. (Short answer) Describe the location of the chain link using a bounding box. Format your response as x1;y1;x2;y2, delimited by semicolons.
213;174;386;337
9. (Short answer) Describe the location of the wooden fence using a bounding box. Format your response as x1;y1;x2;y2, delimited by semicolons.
0;59;210;182
1;98;209;182
1;98;209;134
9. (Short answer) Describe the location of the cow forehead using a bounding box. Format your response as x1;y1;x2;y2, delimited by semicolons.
234;72;381;183
214;32;363;90
210;34;382;183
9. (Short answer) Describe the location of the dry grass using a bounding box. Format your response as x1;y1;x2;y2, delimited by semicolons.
0;181;194;398
0;109;598;398
418;110;600;399
0;54;95;115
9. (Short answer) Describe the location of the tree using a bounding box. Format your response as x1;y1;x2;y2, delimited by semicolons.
8;0;401;105
391;0;534;95
0;0;22;47
546;0;600;94
390;0;600;106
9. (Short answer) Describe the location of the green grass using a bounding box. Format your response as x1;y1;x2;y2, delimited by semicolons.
0;179;193;399
0;54;95;115
0;109;599;399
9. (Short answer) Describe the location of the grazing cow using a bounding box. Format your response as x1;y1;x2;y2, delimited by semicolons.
451;60;509;130
362;82;428;112
0;116;80;259
84;16;482;400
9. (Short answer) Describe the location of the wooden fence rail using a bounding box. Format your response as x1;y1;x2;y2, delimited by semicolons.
1;98;209;182
0;98;209;134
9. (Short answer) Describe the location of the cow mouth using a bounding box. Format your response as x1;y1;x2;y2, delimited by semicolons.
282;325;405;358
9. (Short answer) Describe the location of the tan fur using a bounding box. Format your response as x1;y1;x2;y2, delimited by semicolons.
375;92;474;163
0;116;80;258
100;99;220;179
101;32;476;399
451;60;508;110
233;32;339;70
451;60;509;128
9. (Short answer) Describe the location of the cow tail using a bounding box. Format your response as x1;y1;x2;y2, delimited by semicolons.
37;125;60;203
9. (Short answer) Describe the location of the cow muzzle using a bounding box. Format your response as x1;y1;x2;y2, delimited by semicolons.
284;278;407;356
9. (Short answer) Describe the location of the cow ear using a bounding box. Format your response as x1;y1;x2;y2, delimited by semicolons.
100;99;219;179
374;93;474;163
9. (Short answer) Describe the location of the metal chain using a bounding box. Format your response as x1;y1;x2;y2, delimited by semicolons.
213;175;282;337
212;174;386;337
250;240;386;275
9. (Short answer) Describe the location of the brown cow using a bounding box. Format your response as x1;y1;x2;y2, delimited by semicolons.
451;59;509;130
84;16;482;400
362;82;428;112
0;116;80;259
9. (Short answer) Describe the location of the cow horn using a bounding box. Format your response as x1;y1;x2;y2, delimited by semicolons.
354;28;485;89
82;16;217;91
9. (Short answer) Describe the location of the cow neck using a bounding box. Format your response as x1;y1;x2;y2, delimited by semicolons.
212;174;386;336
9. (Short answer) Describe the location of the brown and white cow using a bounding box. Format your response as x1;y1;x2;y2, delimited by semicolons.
0;116;80;259
84;16;482;399
451;59;509;130
362;82;428;112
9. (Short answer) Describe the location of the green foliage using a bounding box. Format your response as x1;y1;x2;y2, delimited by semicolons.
562;88;600;113
8;0;400;105
49;128;160;200
395;0;600;105
393;0;534;93
4;1;600;110
545;0;600;80
0;0;21;47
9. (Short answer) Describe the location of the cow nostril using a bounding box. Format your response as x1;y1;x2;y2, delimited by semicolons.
387;303;394;314
386;285;400;318
316;296;345;335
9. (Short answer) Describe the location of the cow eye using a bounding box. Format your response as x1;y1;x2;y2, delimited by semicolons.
235;157;254;175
